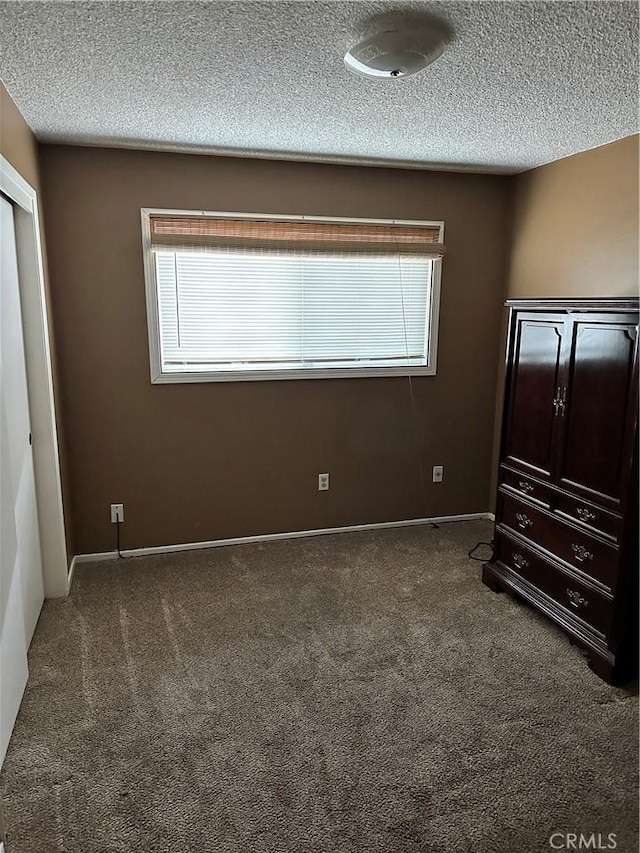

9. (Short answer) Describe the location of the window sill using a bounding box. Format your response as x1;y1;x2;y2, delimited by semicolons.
151;364;437;384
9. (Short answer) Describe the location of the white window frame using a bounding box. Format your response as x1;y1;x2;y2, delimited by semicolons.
141;208;444;384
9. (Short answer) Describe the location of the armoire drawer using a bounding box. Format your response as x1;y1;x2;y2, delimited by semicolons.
500;467;552;508
553;493;622;543
499;492;619;591
495;531;614;638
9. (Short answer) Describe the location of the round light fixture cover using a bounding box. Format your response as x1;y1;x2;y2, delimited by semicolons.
344;28;446;79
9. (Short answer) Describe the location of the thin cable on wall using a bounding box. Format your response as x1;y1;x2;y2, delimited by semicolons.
397;236;490;556
115;517;125;559
395;235;431;523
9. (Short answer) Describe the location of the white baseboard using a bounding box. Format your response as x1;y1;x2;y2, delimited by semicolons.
70;550;118;567
69;512;494;569
67;555;77;593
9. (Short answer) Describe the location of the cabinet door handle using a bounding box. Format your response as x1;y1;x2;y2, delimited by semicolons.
513;553;528;570
518;481;535;494
576;507;596;523
567;589;588;609
553;386;568;416
515;512;533;530
559;385;567;416
571;544;593;562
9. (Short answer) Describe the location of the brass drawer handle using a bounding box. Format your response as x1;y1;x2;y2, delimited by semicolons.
567;589;589;609
515;512;533;530
571;544;594;563
518;481;535;494
513;553;528;570
576;507;596;523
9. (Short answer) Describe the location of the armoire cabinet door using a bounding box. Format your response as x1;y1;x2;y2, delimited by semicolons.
503;314;565;482
555;313;639;510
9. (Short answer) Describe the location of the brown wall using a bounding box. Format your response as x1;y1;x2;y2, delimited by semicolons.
508;134;639;299
0;82;75;560
1;82;40;188
490;134;640;506
39;144;511;554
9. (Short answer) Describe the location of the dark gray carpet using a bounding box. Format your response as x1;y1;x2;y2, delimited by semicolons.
1;520;637;852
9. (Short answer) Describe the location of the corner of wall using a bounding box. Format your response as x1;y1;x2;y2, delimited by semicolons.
489;173;518;511
0;82;76;566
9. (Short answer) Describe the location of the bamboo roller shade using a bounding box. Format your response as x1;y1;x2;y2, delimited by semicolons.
149;215;445;257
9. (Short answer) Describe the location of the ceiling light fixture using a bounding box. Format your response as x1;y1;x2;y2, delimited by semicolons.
344;28;446;80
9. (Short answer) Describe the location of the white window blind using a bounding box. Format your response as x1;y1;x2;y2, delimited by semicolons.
145;213;444;382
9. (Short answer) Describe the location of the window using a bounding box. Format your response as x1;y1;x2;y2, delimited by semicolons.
142;210;444;383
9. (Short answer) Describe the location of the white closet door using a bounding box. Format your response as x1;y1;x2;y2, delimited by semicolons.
0;193;45;764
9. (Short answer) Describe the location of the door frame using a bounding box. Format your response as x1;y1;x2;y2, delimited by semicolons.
1;155;68;597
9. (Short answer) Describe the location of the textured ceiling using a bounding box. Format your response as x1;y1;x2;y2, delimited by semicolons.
0;1;638;173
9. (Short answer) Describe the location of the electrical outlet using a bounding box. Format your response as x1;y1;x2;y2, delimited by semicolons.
432;465;444;483
318;473;330;491
110;503;125;523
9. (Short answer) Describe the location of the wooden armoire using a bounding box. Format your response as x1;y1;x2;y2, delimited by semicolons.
484;299;639;684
